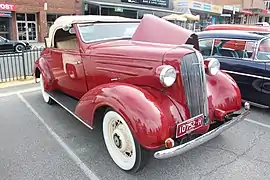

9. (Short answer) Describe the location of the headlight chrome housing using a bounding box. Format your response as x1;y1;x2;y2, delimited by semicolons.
208;58;220;76
158;65;177;87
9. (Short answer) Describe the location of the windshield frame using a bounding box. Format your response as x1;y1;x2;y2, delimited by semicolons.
76;22;140;44
255;36;270;62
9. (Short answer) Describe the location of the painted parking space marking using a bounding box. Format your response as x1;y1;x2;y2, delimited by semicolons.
17;93;100;180
0;87;40;98
245;118;270;129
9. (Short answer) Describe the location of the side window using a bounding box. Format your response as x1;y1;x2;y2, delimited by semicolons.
54;27;79;50
257;37;270;60
244;41;256;59
199;39;213;57
213;39;252;59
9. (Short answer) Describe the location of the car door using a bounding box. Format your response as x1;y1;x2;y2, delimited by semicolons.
47;29;88;99
200;38;265;105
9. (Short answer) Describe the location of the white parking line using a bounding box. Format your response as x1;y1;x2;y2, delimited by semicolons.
245;118;270;129
17;93;100;180
0;87;40;98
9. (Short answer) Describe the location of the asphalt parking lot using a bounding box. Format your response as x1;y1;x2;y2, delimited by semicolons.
1;83;270;180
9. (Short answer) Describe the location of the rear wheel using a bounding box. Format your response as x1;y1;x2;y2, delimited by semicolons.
40;74;53;104
102;109;149;173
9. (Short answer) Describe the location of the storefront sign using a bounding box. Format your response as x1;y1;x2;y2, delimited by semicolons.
234;7;240;12
203;4;211;11
0;3;16;11
121;0;169;8
223;5;233;11
192;2;202;9
212;5;223;14
0;11;11;17
173;0;223;14
115;7;123;12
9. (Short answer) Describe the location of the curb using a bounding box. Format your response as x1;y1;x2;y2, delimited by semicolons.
0;78;36;89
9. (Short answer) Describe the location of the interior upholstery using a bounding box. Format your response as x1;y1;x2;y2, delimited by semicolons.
56;38;79;50
54;28;79;50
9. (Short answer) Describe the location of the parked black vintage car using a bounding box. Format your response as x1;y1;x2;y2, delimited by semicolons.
197;30;270;108
0;36;32;53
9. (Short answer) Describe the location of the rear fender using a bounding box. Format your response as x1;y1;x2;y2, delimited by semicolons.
75;82;182;150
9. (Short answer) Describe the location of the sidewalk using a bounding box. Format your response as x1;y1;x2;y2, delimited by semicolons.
0;77;36;89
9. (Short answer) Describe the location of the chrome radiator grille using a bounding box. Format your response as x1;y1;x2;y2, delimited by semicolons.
180;52;208;119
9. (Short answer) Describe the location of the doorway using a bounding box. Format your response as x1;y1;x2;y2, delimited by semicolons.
16;13;38;42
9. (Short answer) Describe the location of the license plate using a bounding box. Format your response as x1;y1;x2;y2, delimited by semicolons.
175;114;204;138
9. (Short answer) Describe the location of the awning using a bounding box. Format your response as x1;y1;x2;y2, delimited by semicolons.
85;0;184;15
162;14;187;21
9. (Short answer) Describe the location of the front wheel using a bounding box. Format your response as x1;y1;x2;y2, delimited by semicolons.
40;74;53;105
102;110;149;173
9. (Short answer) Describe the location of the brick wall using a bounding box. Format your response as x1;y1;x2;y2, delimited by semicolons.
4;0;82;42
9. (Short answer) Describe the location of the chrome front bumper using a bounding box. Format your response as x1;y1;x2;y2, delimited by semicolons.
154;102;251;159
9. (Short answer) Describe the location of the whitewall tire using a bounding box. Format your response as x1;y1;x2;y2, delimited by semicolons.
102;109;149;173
40;74;53;104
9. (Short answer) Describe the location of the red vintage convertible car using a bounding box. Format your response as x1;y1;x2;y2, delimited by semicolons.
34;14;250;172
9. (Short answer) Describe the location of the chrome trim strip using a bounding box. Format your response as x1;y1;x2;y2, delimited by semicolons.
154;104;250;159
222;70;270;80
46;91;94;130
195;50;209;124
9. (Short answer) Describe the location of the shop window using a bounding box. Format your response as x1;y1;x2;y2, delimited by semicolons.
84;4;99;15
27;14;36;21
47;14;66;31
16;13;25;21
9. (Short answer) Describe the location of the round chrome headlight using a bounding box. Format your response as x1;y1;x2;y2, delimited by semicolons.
159;65;177;87
208;58;220;76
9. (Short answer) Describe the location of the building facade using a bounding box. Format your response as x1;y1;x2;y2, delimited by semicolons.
0;0;82;42
206;0;268;24
172;0;223;28
83;0;184;19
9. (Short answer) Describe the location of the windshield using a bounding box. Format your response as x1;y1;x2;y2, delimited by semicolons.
77;23;139;43
0;36;6;43
257;37;270;60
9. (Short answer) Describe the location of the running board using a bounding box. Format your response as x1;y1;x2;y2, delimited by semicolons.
45;90;93;129
242;100;269;109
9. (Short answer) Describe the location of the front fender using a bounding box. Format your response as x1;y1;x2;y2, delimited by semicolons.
34;57;55;91
207;70;242;120
75;83;182;150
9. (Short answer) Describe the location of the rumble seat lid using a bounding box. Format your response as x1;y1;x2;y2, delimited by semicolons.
132;14;195;46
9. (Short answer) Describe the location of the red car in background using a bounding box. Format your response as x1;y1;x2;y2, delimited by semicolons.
33;14;250;173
